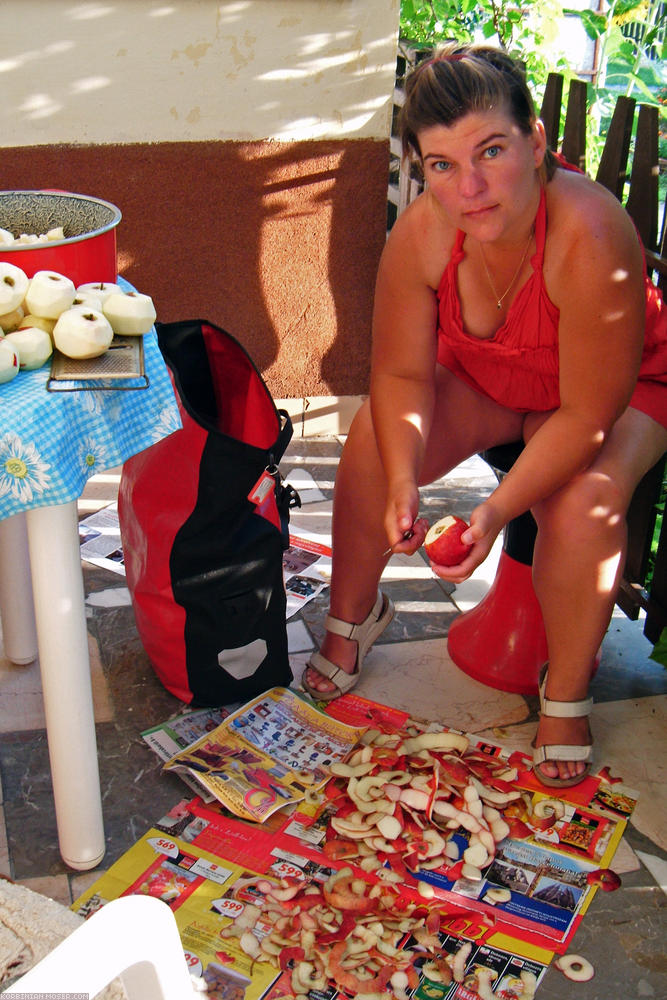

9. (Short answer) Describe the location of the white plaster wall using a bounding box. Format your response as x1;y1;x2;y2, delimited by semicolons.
2;0;400;146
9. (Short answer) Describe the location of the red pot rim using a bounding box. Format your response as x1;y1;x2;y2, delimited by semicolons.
0;190;122;250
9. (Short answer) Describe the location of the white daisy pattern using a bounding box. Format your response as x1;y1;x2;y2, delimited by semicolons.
0;432;51;504
79;437;110;478
0;321;180;517
152;405;182;443
78;390;106;417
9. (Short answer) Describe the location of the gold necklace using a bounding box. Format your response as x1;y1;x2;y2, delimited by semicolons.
479;230;534;310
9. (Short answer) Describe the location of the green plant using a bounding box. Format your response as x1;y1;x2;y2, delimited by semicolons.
565;0;666;98
563;0;667;172
400;0;667;178
399;0;568;95
650;625;667;666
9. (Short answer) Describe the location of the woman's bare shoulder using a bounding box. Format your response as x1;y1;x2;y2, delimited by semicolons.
545;169;639;257
544;170;642;308
382;190;459;291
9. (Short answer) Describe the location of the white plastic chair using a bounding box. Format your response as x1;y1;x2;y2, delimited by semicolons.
3;894;196;999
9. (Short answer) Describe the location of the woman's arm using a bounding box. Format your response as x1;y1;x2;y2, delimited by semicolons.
369;198;445;547
476;178;646;531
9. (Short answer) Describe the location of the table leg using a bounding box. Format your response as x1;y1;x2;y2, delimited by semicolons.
0;513;39;664
25;501;106;871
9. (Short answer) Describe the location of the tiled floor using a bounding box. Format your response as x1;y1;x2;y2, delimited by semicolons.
0;435;665;998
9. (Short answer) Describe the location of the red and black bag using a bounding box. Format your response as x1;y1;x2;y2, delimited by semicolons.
118;319;299;706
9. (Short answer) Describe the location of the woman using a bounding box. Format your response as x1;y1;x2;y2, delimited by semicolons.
303;45;667;788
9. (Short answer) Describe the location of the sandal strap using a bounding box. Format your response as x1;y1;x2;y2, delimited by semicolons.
325;591;384;641
307;651;359;694
533;743;594;766
541;695;593;718
539;664;593;718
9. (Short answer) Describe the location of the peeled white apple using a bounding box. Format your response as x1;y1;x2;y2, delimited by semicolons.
0;304;25;333
18;313;56;337
103;290;156;335
0;227;14;246
0;262;30;314
77;281;122;304
0;339;20;383
53;306;114;359
71;290;105;310
5;327;53;370
25;270;76;320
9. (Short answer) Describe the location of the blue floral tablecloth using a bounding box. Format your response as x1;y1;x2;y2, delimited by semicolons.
0;328;181;519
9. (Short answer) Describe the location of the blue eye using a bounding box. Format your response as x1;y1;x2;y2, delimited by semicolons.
432;160;451;172
484;145;501;159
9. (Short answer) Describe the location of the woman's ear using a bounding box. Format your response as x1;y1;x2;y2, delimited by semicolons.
532;118;548;167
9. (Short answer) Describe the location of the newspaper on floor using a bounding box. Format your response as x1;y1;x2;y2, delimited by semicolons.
73;689;638;1000
142;706;231;801
283;531;331;618
78;501;126;575
162;687;363;823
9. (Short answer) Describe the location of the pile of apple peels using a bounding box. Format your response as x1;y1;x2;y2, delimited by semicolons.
224;865;540;1000
322;721;536;885
224;720;552;1000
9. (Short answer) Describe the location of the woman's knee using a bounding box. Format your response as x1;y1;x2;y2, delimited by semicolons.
533;470;627;543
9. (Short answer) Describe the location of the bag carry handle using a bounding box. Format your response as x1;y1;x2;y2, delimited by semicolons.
157;319;290;454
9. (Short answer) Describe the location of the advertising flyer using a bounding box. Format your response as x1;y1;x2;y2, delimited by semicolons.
73;689;634;999
72;822;550;1000
163;688;365;822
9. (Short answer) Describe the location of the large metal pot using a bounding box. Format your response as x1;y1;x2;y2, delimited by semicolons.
0;190;121;287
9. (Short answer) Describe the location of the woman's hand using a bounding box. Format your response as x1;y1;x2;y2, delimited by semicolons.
428;500;504;582
383;479;429;556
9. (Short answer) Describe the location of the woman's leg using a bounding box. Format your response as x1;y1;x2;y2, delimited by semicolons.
529;407;667;782
303;368;525;694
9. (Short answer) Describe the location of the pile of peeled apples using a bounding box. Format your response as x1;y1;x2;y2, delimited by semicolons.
0;258;156;383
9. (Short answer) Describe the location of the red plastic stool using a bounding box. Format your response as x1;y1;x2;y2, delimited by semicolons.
447;443;548;695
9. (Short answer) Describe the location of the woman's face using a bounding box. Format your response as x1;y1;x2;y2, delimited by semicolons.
417;106;546;243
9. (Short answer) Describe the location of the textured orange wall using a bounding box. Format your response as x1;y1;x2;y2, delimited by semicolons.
2;139;389;396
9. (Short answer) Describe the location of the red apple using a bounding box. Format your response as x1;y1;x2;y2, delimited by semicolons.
586;868;621;891
424;515;472;565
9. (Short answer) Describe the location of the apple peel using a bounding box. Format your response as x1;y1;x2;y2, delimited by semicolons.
400;732;469;755
483;887;511;905
554;953;595;982
586;867;621;891
451;941;472;982
475;967;496;1000
330;759;375;778
530;797;565;831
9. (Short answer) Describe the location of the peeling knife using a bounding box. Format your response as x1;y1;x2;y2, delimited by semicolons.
383;528;414;557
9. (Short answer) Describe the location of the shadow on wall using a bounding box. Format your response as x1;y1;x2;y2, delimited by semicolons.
2;138;388;398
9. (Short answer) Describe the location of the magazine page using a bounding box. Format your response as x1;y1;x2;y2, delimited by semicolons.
283;532;332;619
78;501;126;575
74;687;634;998
71;828;282;1000
142;707;229;801
160;797;554;968
163;687;365;823
72;821;550;1000
323;692;634;954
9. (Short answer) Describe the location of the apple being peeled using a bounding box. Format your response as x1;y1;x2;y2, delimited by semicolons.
424;515;472;565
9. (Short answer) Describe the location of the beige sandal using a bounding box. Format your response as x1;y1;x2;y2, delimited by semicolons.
302;591;394;702
532;664;594;789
